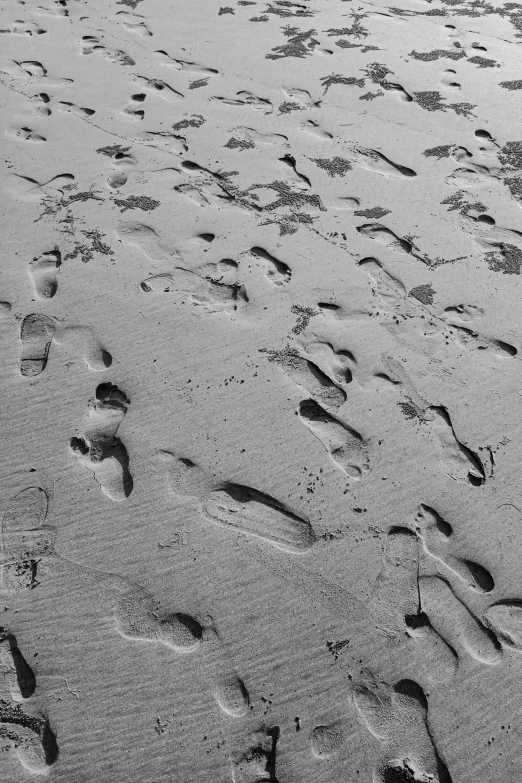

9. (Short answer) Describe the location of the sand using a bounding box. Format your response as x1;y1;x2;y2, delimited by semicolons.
2;0;522;778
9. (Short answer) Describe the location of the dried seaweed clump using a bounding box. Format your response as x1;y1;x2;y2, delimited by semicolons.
113;195;160;212
409;49;466;61
266;1;315;17
409;283;435;304
440;190;487;215
96;144;131;157
354;207;391;218
363;62;392;83
467;55;499;67
321;73;365;93
359;90;384;101
499;79;522;90
499;141;522;170
485;244;522;274
188;78;210;89
311;157;352;177
218;6;235;13
172;115;205;130
278;101;304;113
413;91;475;117
224;137;256;151
266;26;318;59
422;145;455;159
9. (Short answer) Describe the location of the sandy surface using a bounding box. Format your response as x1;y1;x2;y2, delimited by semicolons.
2;0;522;779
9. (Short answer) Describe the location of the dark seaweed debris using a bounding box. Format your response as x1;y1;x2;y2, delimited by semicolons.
485;244;522;274
113;195;160;213
409;49;466;60
423;145;455;159
354;207;391;218
172;115;205;130
224;137;256;150
266;26;319;59
96;144;131;157
321;73;365;93
311;157;352;177
500;79;522;90
409;284;435;304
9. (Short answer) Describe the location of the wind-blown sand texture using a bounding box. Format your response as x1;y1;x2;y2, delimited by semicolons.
2;0;522;778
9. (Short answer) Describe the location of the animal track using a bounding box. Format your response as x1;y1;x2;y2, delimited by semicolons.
267;349;346;409
19;314;55;377
415;504;494;593
157;451;316;553
28;250;61;298
298;399;370;479
352;677;453;783
357;223;412;254
69;383;133;501
248;246;291;285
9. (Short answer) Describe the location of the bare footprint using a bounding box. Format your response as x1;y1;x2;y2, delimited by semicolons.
0;704;58;776
354;147;417;178
298;399;369;479
69;383;133;501
310;722;345;759
357;224;412;255
157;451;315;553
358;257;407;311
302;342;355;384
424;406;485;486
20;314;55;377
352;677;453;783
248;246;291;286
141;268;247;313
53;325;112;371
114;221;184;263
419;576;501;665
484;601;522;651
0;631;36;702
415;504;494;593
370;527;419;634
28;250;61;298
268;349;346;409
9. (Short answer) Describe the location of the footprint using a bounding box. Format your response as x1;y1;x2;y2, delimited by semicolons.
446;323;517;358
299;120;333;140
404;613;459;685
199;625;250;718
113;580;202;653
141;268;247;313
133;75;183;101
0;703;58;776
117;11;152;36
302;342;354;385
415;504;494;593
232;726;280;781
6;126;46;143
424;406;485;486
154;50;218;75
69;383;133;501
331;196;360;210
419;576;501;665
157;451;315;553
310;722;344;759
298;399;369;479
122;93;145;121
267;350;346;409
20;314;55;377
56;100;95;117
370;527;419;635
483;601;522;650
28;250;61;298
352;677;453;783
1;487;55;593
0;631;36;702
358;257;407;311
54;325;112;371
228;126;288;146
357;224;412;255
354;148;417;178
443;303;484;321
277;154;311;191
248;246;291;286
114;221;184;262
